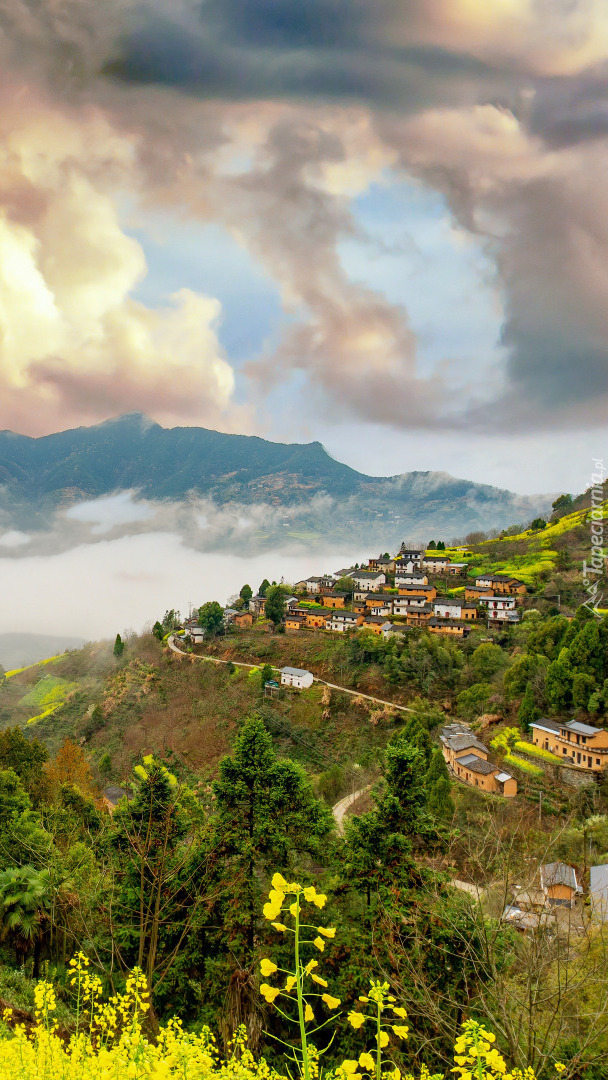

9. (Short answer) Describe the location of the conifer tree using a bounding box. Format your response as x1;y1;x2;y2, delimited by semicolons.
426;750;454;821
517;683;540;732
113;633;124;657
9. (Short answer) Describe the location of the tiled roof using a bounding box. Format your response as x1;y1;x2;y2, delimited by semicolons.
455;754;495;775
444;733;488;753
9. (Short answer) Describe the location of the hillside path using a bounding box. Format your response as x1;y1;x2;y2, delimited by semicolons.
167;636;414;714
332;787;371;833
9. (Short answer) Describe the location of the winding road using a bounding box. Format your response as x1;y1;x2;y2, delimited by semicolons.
167;635;415;714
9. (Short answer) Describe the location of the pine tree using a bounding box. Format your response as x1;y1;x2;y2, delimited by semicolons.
113;633;125;657
517;683;540;732
212;717;333;963
426;751;454;820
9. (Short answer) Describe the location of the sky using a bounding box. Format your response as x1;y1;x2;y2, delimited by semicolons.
1;0;608;494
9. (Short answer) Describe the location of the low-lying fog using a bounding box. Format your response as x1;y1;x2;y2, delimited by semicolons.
0;493;362;644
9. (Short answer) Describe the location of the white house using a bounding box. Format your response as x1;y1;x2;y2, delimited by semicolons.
326;611;362;633
393;594;429;614
305;575;335;594
349;570;386;591
280;667;314;689
478;595;517;610
422;554;451;570
433;600;464;619
395;572;428;587
382;623;407;639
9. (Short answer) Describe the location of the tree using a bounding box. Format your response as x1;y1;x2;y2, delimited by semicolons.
259;664;274;690
198;601;224;636
258;579;271;597
46;739;98;800
552;494;573;513
212;718;333;964
0;770;53;870
239;584;253;603
264;585;286;627
98;753;113;780
573;672;596;711
113;633;125;657
0;728;48;805
529;518;546;530
428;540;436;550
546;658;573;711
517;684;540;732
471;642;507;681
456;683;494;720
152;621;164;641
161;609;181;631
436;540;446;550
110;756;212;1006
426;751;454;821
0;865;52;975
335;575;355;598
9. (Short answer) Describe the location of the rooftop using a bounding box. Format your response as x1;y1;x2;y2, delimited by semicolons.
540;862;578;891
281;667;313;677
444;733;488;753
455;754;496;775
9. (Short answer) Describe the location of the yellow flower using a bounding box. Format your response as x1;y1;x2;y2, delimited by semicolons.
393;1007;407;1019
285;976;297;992
322;994;341;1009
288;882;302;892
313;893;327;908
272;922;288;932
305;960;318;974
393;1025;409;1039
260;984;281;1004
290;902;299;917
554;1067;566;1075
348;1011;366;1029
313;937;325;951
359;1053;375;1072
341;1061;360;1074
272;873;289;891
268;889;285;907
260;959;278;977
305;1003;314;1022
263;903;281;920
358;996;369;1002
311;974;328;987
317;926;336;938
303;886;317;902
377;1032;389;1048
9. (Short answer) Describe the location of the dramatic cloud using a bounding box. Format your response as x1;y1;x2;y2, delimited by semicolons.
1;0;608;436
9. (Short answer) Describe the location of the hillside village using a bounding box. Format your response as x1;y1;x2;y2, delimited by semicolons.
0;487;606;1062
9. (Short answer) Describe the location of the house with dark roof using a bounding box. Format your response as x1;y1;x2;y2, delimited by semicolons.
441;727;517;797
530;717;608;771
326;610;364;633
540;862;581;907
475;574;527;596
428;618;473;638
361;615;392;635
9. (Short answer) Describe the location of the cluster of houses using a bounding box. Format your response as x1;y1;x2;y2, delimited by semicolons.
182;542;528;643
246;543;528;638
440;722;518;797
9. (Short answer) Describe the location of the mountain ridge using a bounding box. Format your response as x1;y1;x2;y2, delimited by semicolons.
0;413;553;543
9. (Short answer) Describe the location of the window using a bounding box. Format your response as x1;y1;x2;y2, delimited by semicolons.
597;759;601;765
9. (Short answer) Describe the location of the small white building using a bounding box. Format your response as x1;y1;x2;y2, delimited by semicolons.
433;600;464;619
395;572;428;586
478;595;517;610
326;612;362;633
393;594;429;614
349;570;386;591
280;666;314;689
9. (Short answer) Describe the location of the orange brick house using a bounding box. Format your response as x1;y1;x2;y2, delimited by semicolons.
405;606;433;626
285;612;306;631
325;611;364;632
540;862;581;907
323;592;348;608
397;583;437;600
368;555;396;572
428;618;473;638
530;718;608;771
441;726;517;797
465;585;492;601
233;611;253;628
475;574;527;596
361;615;391;635
304;608;333;629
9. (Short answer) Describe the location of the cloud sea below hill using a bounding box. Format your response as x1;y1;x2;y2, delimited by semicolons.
0;493;361;641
